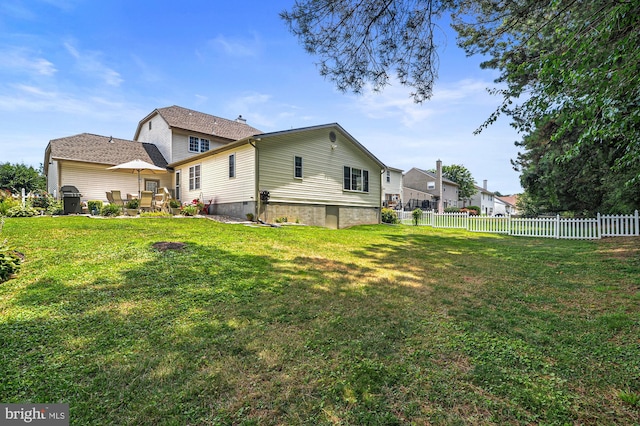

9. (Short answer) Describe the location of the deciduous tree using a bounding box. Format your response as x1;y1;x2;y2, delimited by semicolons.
282;0;640;210
0;163;46;194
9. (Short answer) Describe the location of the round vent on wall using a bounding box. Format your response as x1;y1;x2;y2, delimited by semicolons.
329;131;337;142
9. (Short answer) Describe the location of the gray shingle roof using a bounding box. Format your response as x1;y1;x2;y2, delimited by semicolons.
47;133;168;167
155;105;262;140
413;168;459;186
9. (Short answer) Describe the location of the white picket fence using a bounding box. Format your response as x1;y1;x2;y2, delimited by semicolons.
397;210;639;240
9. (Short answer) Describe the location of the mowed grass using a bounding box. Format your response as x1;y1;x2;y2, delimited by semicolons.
0;216;638;425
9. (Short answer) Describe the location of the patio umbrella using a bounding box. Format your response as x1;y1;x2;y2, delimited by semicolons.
107;159;167;197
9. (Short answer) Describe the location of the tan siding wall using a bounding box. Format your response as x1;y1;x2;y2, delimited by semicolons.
179;144;256;206
57;161;172;202
403;169;429;193
258;128;382;208
171;130;230;164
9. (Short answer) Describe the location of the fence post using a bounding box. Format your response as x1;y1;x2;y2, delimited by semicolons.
555;215;560;239
635;210;639;236
596;212;602;239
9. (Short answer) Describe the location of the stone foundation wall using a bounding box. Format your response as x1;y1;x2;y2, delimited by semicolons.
260;204;326;227
338;206;380;228
208;201;256;219
259;203;380;229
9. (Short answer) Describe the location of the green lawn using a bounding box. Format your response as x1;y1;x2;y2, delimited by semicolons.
1;217;638;425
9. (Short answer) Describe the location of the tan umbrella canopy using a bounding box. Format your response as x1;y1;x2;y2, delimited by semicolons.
107;159;167;197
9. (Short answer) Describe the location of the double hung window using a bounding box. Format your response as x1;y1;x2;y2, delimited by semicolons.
189;136;210;153
343;166;369;192
294;156;303;179
189;165;201;190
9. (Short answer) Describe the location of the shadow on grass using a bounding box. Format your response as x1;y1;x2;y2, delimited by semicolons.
2;228;638;425
2;239;456;425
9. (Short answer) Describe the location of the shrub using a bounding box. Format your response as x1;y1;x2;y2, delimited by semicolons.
168;199;181;209
0;219;22;283
40;196;63;215
246;213;254;221
29;192;52;209
411;208;423;226
274;216;288;223
466;206;480;215
181;204;198;216
46;200;64;215
87;200;104;215
125;199;140;209
444;207;461;213
0;195;19;216
381;208;399;224
101;203;121;217
6;205;38;217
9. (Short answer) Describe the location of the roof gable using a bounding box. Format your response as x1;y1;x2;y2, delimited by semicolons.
168;123;387;169
135;105;262;141
257;123;387;169
409;167;459;186
46;133;168;168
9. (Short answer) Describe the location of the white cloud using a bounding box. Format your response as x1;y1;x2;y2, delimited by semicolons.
349;77;500;127
208;34;260;57
0;48;57;76
63;41;123;87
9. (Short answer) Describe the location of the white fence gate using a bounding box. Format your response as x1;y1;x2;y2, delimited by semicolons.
398;210;639;240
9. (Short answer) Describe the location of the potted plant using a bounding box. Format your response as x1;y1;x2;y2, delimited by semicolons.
125;198;140;216
181;204;198;216
190;198;205;214
168;199;181;215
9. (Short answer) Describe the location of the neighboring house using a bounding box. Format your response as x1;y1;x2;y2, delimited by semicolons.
382;167;403;209
403;167;459;211
133;105;262;164
496;195;519;215
402;187;434;211
44;133;171;201
469;180;495;215
170;123;386;229
494;197;509;216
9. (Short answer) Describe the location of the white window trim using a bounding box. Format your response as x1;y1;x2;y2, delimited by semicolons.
189;136;211;153
343;166;369;193
189;164;201;191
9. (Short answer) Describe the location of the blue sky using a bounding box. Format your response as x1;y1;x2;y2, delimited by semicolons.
0;0;523;194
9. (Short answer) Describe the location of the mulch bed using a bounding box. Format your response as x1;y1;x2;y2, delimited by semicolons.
152;242;187;252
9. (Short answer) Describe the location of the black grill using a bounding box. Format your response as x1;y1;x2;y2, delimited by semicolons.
60;185;82;214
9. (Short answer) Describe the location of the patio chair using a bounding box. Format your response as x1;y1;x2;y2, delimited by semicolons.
106;191;114;204
139;191;154;212
154;187;170;212
111;190;125;207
